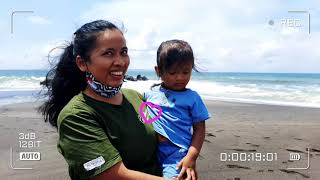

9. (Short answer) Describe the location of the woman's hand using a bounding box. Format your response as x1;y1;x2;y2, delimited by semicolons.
176;155;198;180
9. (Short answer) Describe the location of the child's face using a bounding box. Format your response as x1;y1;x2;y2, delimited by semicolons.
160;62;193;91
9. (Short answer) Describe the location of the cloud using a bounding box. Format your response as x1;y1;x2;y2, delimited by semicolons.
27;16;51;25
2;0;318;72
0;39;69;70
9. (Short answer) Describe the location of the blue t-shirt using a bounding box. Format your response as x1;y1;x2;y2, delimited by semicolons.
144;86;211;150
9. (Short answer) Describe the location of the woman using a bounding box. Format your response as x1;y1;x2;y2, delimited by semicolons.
39;20;196;180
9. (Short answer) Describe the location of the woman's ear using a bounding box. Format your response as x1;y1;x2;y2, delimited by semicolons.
76;55;88;72
154;66;160;77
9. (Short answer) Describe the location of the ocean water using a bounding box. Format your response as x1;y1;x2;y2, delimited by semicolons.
0;70;320;108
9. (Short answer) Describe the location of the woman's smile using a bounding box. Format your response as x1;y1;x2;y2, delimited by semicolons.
110;70;124;81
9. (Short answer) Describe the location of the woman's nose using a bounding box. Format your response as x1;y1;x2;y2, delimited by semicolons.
113;55;126;66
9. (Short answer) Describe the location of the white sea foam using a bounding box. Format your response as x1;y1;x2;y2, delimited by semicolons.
123;80;320;108
1;75;320;108
0;76;44;91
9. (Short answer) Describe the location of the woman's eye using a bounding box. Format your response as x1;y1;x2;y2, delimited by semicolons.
103;51;113;56
121;49;128;55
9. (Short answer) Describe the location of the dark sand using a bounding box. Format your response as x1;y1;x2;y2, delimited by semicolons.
198;100;320;180
0;101;319;180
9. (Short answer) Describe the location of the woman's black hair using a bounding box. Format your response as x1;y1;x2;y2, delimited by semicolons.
39;20;120;128
151;39;198;89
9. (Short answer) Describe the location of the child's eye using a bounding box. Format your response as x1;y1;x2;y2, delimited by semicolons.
168;72;176;75
183;71;190;74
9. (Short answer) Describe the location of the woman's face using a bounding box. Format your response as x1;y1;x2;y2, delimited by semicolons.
86;29;129;87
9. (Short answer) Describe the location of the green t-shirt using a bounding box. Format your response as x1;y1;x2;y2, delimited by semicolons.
57;89;161;179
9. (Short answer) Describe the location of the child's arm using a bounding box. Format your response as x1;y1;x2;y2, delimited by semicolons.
176;121;206;179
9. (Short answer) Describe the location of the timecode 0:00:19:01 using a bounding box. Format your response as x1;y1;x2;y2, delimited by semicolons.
220;152;278;162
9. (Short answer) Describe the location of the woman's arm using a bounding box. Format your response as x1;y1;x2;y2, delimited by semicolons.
93;161;166;180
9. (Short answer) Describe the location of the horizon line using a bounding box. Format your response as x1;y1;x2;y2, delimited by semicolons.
0;69;319;74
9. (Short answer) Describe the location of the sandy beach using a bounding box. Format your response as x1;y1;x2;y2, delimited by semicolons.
198;100;320;180
0;100;319;180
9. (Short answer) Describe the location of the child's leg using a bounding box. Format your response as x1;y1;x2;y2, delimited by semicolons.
157;142;188;178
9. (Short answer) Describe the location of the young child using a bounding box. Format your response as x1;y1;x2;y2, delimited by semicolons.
144;39;211;179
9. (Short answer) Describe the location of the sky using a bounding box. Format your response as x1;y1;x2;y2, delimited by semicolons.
0;0;319;73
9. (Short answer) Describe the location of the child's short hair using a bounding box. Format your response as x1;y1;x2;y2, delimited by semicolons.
156;39;196;76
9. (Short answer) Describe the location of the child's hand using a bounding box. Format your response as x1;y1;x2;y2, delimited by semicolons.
176;155;197;180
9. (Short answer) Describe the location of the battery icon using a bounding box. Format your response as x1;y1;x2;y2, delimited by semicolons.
289;153;301;161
